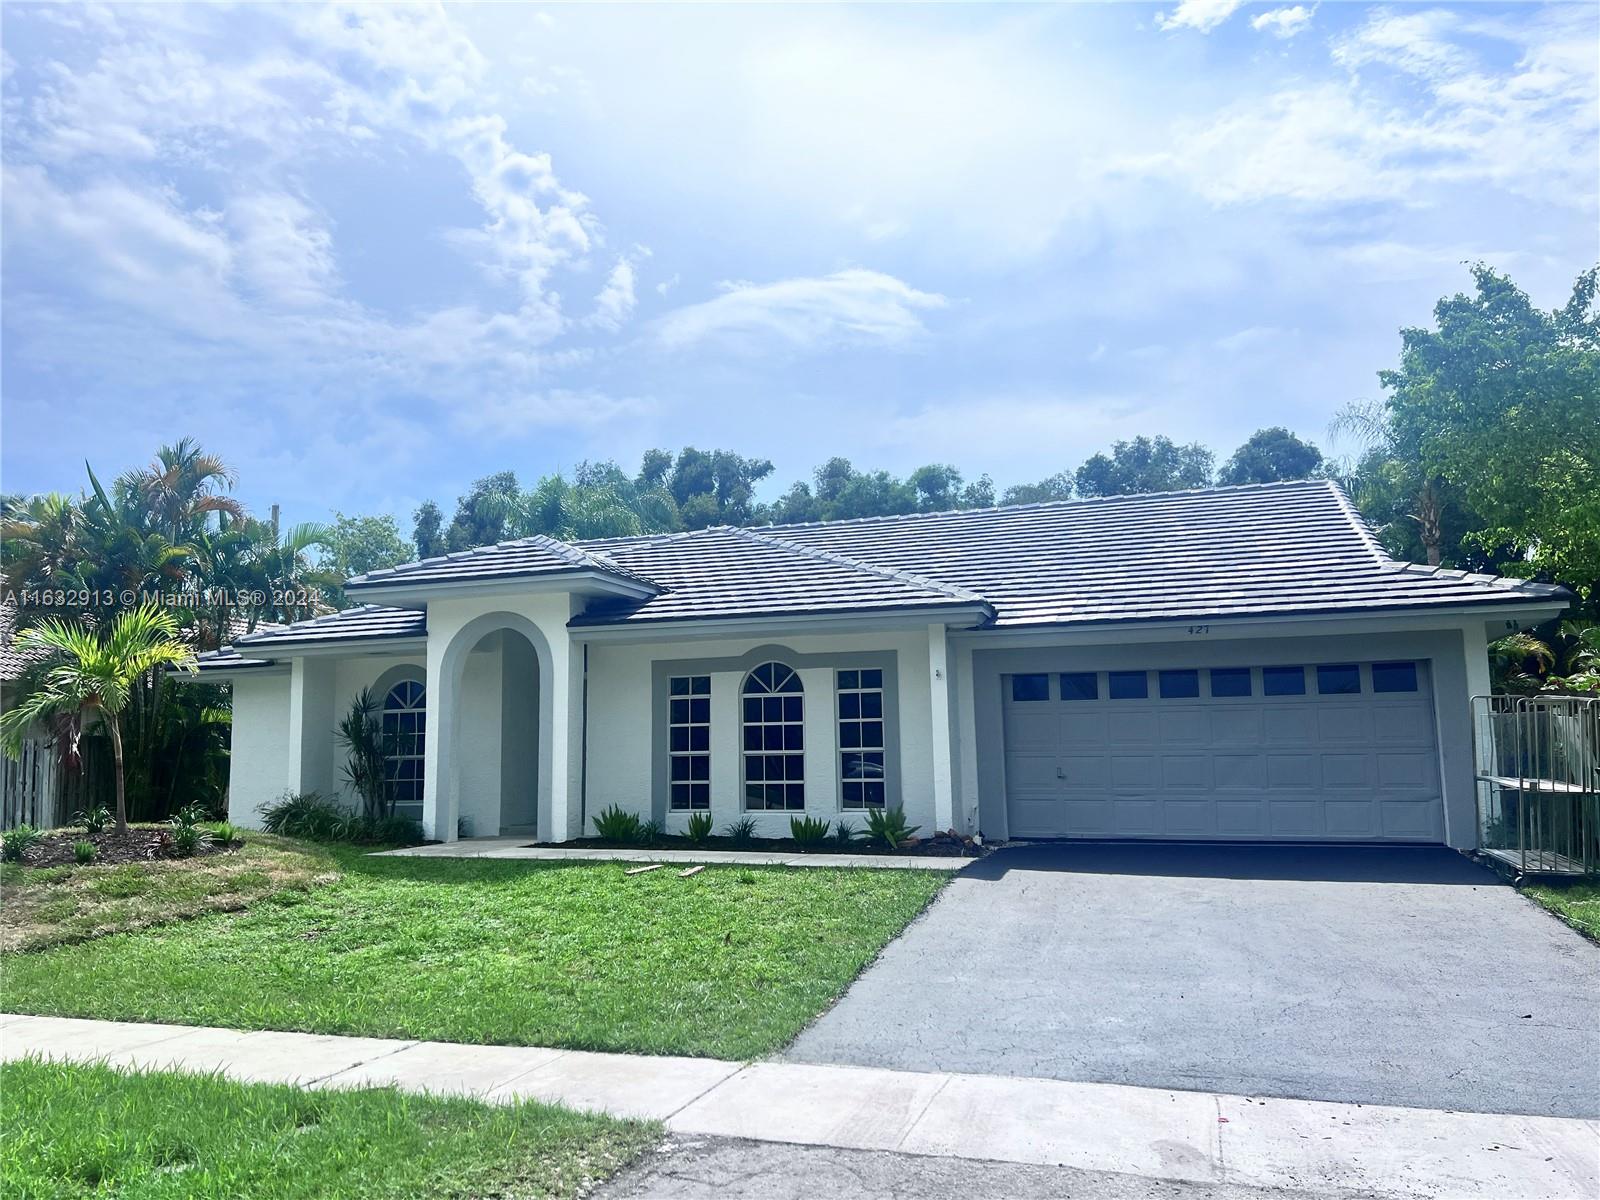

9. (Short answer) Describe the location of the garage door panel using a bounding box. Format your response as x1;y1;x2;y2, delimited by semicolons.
1061;755;1109;790
1321;753;1373;789
1372;703;1433;744
1161;755;1213;790
1215;800;1268;835
1004;709;1060;751
1266;754;1317;789
1210;708;1263;746
1213;754;1265;789
1158;708;1210;745
1317;705;1375;743
1268;801;1322;836
1381;799;1442;838
1106;710;1159;746
1323;800;1380;836
1001;660;1442;843
1060;710;1110;744
1160;800;1215;835
1109;798;1160;834
1377;752;1433;789
1061;798;1115;833
1110;755;1160;789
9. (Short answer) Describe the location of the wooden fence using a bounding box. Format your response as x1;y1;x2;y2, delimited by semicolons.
2;736;63;830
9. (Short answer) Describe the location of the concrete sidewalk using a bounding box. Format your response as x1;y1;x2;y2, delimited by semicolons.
374;837;972;870
2;1015;1594;1200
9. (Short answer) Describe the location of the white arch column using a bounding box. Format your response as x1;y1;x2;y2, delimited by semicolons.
422;605;567;843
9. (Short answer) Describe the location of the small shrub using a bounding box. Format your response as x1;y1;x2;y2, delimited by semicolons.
208;822;243;847
641;818;664;846
864;807;920;850
722;816;759;847
686;811;714;845
73;841;97;865
832;820;862;847
172;803;210;831
790;815;832;850
168;821;214;859
260;792;346;841
74;805;111;835
1;825;44;863
360;815;423;846
592;805;645;843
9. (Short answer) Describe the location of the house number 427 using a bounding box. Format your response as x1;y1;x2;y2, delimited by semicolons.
1187;625;1211;635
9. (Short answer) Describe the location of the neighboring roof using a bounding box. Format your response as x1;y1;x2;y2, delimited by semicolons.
0;601;49;682
569;525;992;627
3;602;286;681
749;479;1565;628
345;534;658;594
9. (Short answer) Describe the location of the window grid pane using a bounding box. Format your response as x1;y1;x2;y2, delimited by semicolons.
1371;661;1419;693
743;663;805;810
668;675;711;810
838;670;887;809
382;680;427;819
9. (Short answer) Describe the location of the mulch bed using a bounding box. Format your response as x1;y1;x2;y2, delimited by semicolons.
15;828;238;869
531;831;989;858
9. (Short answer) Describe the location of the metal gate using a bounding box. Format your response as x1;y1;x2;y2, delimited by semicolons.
1472;694;1600;876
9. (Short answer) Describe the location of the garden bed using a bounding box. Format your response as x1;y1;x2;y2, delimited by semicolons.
530;830;988;858
10;826;238;869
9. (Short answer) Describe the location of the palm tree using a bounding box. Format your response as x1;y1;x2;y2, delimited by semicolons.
1328;401;1446;567
118;438;243;545
1;603;197;835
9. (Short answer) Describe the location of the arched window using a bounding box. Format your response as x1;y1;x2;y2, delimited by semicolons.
742;662;804;811
382;679;426;819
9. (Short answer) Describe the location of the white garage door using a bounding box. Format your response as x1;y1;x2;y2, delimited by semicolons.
1002;661;1442;841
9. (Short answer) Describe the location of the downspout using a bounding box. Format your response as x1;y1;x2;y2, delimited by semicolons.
579;642;589;837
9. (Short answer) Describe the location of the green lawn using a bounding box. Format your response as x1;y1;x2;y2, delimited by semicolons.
1524;883;1600;942
0;848;946;1059
0;1058;655;1199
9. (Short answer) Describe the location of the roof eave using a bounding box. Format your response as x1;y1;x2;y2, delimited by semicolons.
570;601;996;643
344;569;658;606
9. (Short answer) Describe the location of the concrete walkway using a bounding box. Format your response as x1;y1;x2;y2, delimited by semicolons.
4;1015;1595;1199
375;837;971;870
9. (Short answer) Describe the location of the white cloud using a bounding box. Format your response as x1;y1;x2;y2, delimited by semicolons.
1155;0;1245;34
1251;6;1313;40
1125;6;1598;209
653;269;946;351
227;193;340;309
587;257;638;331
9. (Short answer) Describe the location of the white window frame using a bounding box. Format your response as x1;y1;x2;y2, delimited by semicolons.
667;675;711;811
742;662;805;811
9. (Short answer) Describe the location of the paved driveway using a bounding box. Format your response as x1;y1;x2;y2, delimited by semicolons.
785;843;1600;1118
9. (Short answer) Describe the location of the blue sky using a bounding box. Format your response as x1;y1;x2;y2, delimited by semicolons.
2;1;1596;527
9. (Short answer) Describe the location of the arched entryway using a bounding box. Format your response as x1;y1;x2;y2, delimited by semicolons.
426;612;553;842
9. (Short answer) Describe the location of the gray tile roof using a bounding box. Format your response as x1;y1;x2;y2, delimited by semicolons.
569;526;992;627
188;480;1568;661
228;604;426;648
751;479;1566;628
345;534;657;593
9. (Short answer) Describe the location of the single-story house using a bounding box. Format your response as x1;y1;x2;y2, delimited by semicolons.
186;480;1568;849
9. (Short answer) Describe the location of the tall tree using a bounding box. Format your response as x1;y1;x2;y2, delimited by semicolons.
1377;264;1599;595
1074;436;1214;497
1218;428;1324;486
412;500;445;559
318;513;413;581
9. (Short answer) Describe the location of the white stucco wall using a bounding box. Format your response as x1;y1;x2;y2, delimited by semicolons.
583;626;939;841
227;672;291;828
